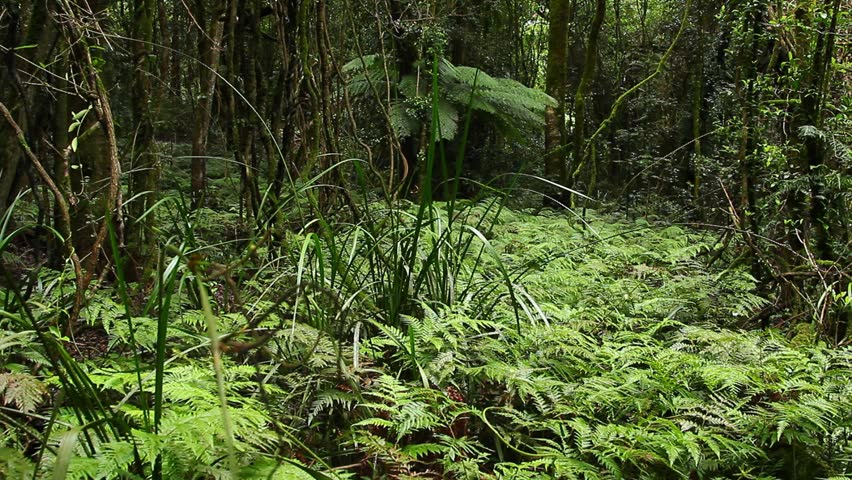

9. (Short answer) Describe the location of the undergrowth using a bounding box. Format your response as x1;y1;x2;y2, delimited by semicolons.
2;197;850;479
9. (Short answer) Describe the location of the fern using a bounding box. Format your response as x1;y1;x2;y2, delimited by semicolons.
344;55;554;141
799;125;852;165
389;100;420;139
6;201;852;479
0;447;34;478
0;373;46;413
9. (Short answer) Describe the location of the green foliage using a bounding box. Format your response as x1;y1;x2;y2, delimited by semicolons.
3;197;851;478
0;371;46;413
4;0;852;477
280;206;852;478
0;447;35;478
344;55;555;141
798;126;852;167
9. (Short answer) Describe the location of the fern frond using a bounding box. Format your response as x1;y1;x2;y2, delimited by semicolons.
0;373;45;413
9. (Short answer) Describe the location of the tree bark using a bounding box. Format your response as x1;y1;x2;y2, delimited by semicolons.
796;0;841;261
570;0;606;200
691;3;708;206
543;0;571;197
190;0;225;209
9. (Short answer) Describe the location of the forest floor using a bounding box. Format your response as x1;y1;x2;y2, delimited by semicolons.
1;156;850;479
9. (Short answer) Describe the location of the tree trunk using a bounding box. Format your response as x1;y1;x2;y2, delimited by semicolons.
0;1;52;218
128;0;159;280
691;4;707;207
543;0;571;199
796;0;840;261
270;0;303;199
570;0;606;201
190;0;224;209
390;0;422;194
794;0;844;338
57;0;123;322
736;8;760;228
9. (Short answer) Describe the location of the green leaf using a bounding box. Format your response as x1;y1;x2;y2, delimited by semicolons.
436;99;459;141
280;459;337;480
0;372;46;413
72;107;90;121
390;101;419;139
342;54;378;74
52;428;82;480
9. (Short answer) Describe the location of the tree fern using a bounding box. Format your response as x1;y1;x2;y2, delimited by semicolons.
344;55;555;141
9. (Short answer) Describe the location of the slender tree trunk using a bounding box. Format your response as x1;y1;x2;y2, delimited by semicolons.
570;0;606;200
129;0;159;280
51;50;74;268
169;17;183;96
544;0;571;199
796;0;840;261
316;0;337;155
0;1;52;218
271;0;302;198
390;0;421;193
190;0;224;209
736;8;760;227
57;0;123;322
240;0;262;221
155;0;172;105
691;5;707;206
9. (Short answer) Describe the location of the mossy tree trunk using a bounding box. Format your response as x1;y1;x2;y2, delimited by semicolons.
270;0;302;199
56;0;123;322
735;3;762;231
226;0;261;223
795;0;841;262
0;1;54;219
691;1;709;208
543;0;571;200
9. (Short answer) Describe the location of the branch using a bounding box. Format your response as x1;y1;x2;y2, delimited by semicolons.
0;103;71;242
0;101;84;305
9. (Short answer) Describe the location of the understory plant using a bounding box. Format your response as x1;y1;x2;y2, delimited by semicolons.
1;54;850;480
3;187;852;479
